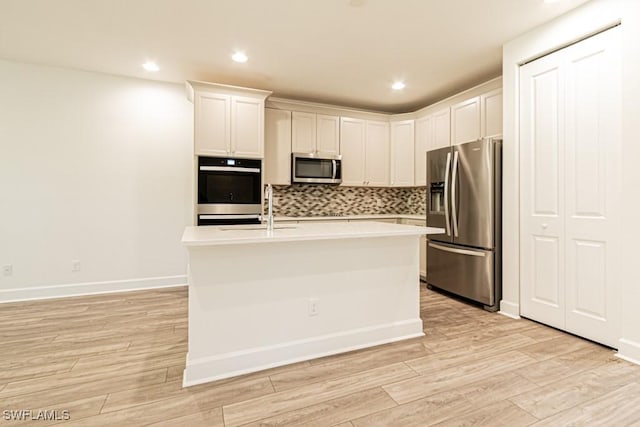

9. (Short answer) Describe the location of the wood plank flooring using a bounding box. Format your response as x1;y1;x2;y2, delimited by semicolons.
1;285;640;426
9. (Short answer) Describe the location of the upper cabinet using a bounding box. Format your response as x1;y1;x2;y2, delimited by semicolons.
415;107;450;186
390;120;415;187
365;120;390;187
264;108;292;185
451;96;481;146
292;112;340;155
340;117;389;187
481;88;503;138
340;117;367;186
451;87;502;146
187;81;272;158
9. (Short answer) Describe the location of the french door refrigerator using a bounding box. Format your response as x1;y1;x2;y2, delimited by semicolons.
426;138;502;311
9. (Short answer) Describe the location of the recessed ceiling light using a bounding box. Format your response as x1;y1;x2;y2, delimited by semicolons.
142;61;159;72
392;81;406;90
232;52;248;63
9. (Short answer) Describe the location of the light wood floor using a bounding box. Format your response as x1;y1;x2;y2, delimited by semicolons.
2;285;640;426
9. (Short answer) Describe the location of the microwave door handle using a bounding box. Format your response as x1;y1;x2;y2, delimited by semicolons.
444;152;451;236
451;150;459;238
332;160;337;180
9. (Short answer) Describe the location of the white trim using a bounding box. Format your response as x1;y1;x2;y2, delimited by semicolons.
616;339;640;366
0;275;187;303
183;319;424;387
499;299;521;319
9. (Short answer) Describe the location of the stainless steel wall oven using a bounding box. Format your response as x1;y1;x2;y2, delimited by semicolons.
197;156;262;226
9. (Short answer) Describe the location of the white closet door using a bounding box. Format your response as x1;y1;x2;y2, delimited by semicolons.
519;48;566;330
563;27;621;347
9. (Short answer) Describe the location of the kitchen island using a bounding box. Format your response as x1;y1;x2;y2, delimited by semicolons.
181;221;443;387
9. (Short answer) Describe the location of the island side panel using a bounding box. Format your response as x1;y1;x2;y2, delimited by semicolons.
183;234;423;386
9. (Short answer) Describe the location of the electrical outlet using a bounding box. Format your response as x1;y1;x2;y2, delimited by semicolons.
72;260;81;272
2;265;12;276
308;298;319;317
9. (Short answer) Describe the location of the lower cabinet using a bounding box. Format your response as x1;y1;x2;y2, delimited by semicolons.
401;219;427;280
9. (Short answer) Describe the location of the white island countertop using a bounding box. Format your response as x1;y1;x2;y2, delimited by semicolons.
182;221;444;247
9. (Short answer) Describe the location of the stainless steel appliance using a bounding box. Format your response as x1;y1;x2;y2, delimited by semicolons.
292;153;341;184
197;156;262;226
426;138;501;311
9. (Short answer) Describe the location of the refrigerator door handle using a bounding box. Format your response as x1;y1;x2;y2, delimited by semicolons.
428;242;486;257
444;152;452;236
451;150;460;237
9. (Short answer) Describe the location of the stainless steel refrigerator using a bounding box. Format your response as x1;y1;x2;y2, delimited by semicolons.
426;138;501;311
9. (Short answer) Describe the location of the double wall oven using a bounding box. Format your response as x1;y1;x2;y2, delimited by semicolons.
197;156;262;226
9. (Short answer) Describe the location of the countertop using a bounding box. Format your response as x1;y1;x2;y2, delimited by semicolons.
182;221;442;247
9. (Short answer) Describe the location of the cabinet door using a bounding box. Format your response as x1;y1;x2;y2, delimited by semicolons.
451;96;480;146
433;107;451;149
365;120;390;187
414;115;432;186
194;92;231;156
264;108;292;185
390;120;415;186
340;117;366;186
291;111;316;154
481;88;503;138
316;114;340;155
232;96;264;158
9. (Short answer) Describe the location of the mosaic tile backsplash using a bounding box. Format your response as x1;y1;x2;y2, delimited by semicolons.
267;184;427;217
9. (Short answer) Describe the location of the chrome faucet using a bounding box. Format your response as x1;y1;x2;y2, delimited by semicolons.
265;184;274;232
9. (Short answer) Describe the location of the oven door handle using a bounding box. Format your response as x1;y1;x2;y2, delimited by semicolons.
199;166;261;173
199;214;261;220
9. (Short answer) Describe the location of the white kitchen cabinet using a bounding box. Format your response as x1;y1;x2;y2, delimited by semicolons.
340;118;389;187
193;91;231;156
340;117;366;186
415;107;450;186
390;120;415;187
291;111;316;153
188;81;271;158
232;96;264;157
316;114;340;154
292;112;339;155
401;218;427;279
364;120;390;187
433;108;451;149
481;88;503;138
451;96;481;146
264;108;292;185
519;27;620;348
414;115;431;187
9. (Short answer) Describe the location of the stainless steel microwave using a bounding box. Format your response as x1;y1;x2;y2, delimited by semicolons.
291;153;342;184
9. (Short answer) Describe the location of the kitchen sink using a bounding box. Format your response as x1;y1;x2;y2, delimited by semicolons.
219;225;298;231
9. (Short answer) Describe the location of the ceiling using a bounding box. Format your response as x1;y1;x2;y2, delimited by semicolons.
0;0;590;113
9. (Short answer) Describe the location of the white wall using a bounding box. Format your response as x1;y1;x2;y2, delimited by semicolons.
0;59;193;302
502;0;640;362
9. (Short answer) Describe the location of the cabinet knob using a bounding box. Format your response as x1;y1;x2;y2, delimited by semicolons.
542;223;548;229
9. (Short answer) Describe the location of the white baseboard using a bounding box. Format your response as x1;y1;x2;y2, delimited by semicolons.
616;338;640;366
183;319;424;387
499;299;520;319
0;275;187;303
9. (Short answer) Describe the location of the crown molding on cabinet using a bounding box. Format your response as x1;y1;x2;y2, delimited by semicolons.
267;97;392;122
186;80;272;102
414;76;502;118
